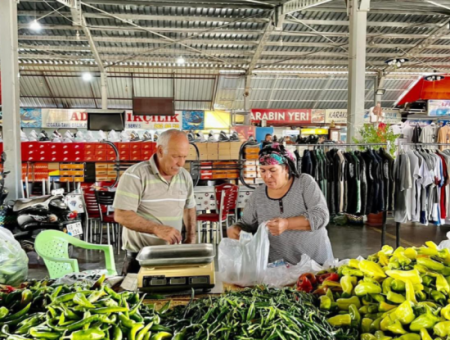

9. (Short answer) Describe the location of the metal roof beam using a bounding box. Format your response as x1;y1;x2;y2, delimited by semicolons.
80;16;104;72
18;10;270;23
284;18;441;28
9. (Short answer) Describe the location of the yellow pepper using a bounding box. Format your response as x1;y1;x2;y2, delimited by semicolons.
355;282;382;296
434;321;450;337
416;257;445;272
425;241;439;250
359;260;387;279
348;259;360;269
378;301;396;313
382;277;394;294
436;274;450;294
404;248;417;260
420;328;433;340
385;269;422;285
394;301;415;325
404;279;418;304
417;246;439;257
379;245;394;255
374;331;392;340
441;305;450;320
378;253;390;267
386;291;405;304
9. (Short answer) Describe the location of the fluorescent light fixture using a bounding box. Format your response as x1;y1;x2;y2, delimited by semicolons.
29;19;41;31
82;72;92;81
176;56;185;65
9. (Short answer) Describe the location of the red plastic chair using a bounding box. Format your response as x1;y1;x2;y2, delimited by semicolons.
196;183;238;244
81;185;101;244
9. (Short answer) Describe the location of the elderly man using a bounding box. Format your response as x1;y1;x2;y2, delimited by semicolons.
114;129;197;274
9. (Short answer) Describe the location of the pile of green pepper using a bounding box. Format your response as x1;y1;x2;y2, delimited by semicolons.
319;241;450;340
0;276;176;340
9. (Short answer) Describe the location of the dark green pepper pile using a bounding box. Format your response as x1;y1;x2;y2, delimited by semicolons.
0;278;357;340
0;277;173;340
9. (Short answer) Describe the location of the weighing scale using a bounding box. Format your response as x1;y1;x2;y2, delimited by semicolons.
136;244;215;293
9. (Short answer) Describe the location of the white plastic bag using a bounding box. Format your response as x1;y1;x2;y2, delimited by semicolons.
219;222;270;286
219;222;346;287
438;232;450;250
0;228;28;286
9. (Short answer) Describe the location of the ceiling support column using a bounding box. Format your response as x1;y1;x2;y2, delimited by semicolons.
0;0;22;199
347;0;370;142
101;72;108;109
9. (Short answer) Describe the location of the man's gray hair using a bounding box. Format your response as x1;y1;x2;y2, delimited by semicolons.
157;129;187;153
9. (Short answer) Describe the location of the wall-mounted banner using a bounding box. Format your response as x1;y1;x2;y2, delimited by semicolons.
41;109;182;130
428;100;450;116
325;109;347;124
251;109;311;124
21;108;42;127
311;109;326;124
182;111;204;130
363;109;402;124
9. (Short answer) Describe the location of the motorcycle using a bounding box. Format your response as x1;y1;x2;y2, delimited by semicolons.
0;152;82;251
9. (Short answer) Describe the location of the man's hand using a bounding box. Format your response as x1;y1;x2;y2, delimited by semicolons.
266;218;289;236
227;226;242;240
184;233;196;244
154;226;182;244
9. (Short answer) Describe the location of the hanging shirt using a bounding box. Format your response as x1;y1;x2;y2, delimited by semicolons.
438;125;450;151
406;151;420;222
419;124;438;145
394;153;412;223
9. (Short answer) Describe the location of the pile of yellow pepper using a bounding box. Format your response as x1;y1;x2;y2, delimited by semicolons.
320;241;450;340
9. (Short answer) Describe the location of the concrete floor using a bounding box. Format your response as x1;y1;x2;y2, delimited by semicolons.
27;218;450;280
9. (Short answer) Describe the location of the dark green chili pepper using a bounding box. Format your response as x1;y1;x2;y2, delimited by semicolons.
50;286;63;301
130;295;146;316
112;325;123;340
2;303;31;322
73;293;96;309
54;291;94;304
48;315;100;332
92;307;129;314
29;328;61;339
69;328;106;340
104;286;121;301
91;274;106;290
136;322;153;340
150;325;171;332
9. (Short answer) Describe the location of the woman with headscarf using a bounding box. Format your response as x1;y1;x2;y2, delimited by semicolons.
227;143;333;264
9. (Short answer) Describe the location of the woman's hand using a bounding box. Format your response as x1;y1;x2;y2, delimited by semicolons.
266;218;289;236
227;226;242;240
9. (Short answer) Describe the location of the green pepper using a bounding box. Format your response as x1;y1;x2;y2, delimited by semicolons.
319;296;332;310
355;282;382;296
172;330;186;340
48;315;100;332
112;326;123;340
371;294;385;304
327;314;352;327
136;322;153;340
129;322;144;340
417;257;445;272
150;332;171;340
397;334;420;340
416;290;427;301
336;296;361;310
349;304;361;328
361;334;376;340
387;319;407;335
362;318;373;333
91;274;106;289
54;291;94;304
29;328;61;339
391;279;406;292
422;275;434;286
359;304;379;314
0;307;8;320
434;321;450;337
341;266;364;277
409;311;440;331
91;307;129;314
386;291;405;304
20;290;32;307
68;328;106;340
340;275;354;297
88;290;106;304
420;328;433;340
374;331;392;340
442;305;450;320
394;301;415;325
74;293;96;309
370;318;382;332
378;302;396;313
431;290;446;305
382;278;394;294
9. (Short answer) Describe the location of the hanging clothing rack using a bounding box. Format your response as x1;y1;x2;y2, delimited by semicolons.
393;142;450;248
296;142;390;247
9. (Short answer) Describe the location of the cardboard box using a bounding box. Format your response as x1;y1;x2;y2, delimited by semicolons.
108;163;115;169
195;143;208;152
230;149;240;159
74;177;84;183
230;141;243;150
95;170;108;176
96;176;109;181
85;156;95;162
48;163;60;170
108;171;118;176
245;154;259;160
244;171;257;178
207;143;218;153
245;147;260;155
244;165;257;171
95;163;108;169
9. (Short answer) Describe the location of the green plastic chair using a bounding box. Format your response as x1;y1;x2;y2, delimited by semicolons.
35;230;117;279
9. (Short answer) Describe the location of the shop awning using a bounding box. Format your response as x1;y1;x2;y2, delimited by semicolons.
397;75;450;106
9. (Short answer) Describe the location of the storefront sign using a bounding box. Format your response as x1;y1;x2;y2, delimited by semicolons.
428;100;450;116
311;109;326;124
325;109;347;124
41;109;182;130
251;109;311;124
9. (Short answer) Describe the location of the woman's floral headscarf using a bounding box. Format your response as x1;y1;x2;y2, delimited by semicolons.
258;143;299;177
